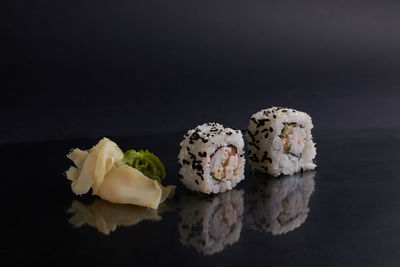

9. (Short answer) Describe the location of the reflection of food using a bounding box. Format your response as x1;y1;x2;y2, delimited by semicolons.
246;172;315;235
66;138;175;209
178;190;244;255
68;199;174;235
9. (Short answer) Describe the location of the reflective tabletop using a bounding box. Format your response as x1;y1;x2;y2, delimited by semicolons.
1;128;399;266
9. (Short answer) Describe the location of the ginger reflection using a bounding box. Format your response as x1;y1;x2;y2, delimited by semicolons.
178;189;244;255
68;199;174;235
246;172;315;235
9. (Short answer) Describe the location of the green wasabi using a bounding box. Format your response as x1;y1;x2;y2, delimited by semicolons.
122;149;166;183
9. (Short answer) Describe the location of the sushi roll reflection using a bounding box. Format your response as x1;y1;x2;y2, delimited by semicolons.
247;107;317;177
246;172;315;235
179;189;244;255
178;123;245;194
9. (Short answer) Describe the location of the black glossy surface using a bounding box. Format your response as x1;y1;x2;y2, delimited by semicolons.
1;128;400;266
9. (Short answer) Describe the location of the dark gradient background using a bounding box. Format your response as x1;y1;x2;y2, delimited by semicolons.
2;0;400;143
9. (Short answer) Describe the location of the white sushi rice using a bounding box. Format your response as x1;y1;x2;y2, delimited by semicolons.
247;107;317;177
245;172;315;235
178;123;246;194
178;189;244;255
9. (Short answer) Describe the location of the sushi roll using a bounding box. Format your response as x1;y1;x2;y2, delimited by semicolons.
178;123;245;194
178;189;244;255
245;172;315;235
247;107;317;177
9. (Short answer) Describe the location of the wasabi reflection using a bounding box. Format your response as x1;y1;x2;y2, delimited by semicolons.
246;172;315;235
178;189;244;255
68;199;174;235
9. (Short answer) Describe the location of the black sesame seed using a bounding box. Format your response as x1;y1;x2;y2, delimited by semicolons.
256;119;269;128
248;142;260;150
269;127;273;132
193;164;203;171
198;151;207;157
192;132;200;139
249;154;259;162
261;151;269;162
